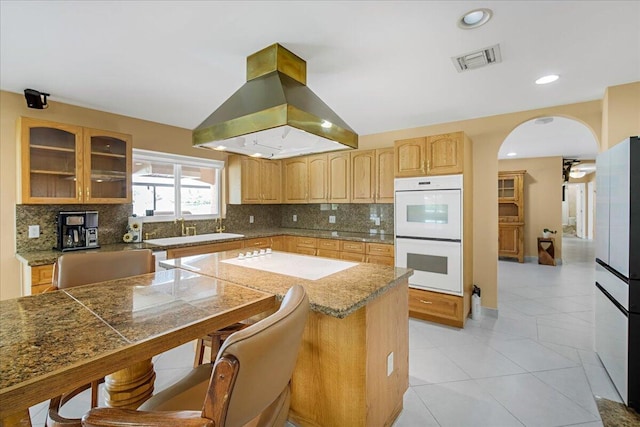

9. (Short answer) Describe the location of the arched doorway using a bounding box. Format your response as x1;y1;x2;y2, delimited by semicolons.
497;116;599;264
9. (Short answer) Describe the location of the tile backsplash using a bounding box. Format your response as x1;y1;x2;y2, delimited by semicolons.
16;204;132;252
16;202;394;253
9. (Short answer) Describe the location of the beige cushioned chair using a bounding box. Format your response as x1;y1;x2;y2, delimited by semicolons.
47;249;155;427
81;285;309;427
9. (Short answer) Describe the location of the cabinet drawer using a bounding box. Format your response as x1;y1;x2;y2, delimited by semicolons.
367;255;394;266
340;241;365;254
167;241;242;259
317;238;340;251
366;242;393;257
317;249;340;259
340;251;366;262
408;288;463;328
297;237;317;248
243;238;271;248
32;283;53;294
32;264;54;286
296;247;316;256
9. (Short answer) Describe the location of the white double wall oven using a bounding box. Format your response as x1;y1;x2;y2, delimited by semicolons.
394;175;463;295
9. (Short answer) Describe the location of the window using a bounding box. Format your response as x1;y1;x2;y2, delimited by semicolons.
132;149;223;221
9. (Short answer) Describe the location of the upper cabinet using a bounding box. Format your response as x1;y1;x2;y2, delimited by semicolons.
228;156;281;204
19;117;132;204
498;170;525;222
394;131;468;177
308;155;328;203
283;157;308;204
328;152;351;203
351;148;395;204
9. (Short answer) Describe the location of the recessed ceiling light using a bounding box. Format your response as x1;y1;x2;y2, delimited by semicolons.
507;152;517;157
458;8;493;29
570;170;586;179
535;74;559;85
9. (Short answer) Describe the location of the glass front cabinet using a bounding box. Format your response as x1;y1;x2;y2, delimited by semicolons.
19;117;132;204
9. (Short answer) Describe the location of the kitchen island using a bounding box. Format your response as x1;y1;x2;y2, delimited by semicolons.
162;250;412;427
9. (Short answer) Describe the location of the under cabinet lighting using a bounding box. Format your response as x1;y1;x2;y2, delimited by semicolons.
507;152;517;157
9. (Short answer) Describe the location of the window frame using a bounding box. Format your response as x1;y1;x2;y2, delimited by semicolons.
132;149;224;223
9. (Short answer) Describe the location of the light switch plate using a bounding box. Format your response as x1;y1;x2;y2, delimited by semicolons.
329;215;336;224
374;217;381;226
249;215;254;223
293;215;297;222
387;352;394;376
28;225;40;238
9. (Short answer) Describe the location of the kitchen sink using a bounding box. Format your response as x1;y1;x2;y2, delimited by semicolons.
145;233;245;246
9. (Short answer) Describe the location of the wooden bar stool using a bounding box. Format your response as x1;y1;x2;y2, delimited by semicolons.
193;323;250;367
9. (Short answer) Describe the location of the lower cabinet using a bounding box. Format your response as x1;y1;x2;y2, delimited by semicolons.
408;287;464;328
498;223;524;263
166;240;243;259
31;264;55;294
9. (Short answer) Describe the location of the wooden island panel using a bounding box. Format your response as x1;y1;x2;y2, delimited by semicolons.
289;281;408;427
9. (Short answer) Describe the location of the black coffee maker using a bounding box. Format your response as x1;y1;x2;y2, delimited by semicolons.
56;211;100;251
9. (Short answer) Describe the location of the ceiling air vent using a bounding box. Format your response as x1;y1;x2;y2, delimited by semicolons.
452;44;502;72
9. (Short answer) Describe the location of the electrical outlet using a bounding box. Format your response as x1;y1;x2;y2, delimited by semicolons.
374;217;381;226
329;215;336;224
293;214;297;222
249;215;254;223
387;352;394;376
28;225;40;238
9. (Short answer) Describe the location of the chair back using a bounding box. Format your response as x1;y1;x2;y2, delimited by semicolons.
54;249;155;288
210;285;309;427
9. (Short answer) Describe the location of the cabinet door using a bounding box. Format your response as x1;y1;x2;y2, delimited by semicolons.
270;235;285;251
328;152;350;203
261;160;282;204
241;157;262;203
283;158;308;203
83;128;132;203
308;154;328;202
426;133;463;176
351;150;376;203
394;137;426;177
376;148;395;203
498;225;521;257
20;117;83;204
498;174;520;201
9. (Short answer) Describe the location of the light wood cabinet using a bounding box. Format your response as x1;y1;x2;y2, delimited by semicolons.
366;242;394;266
350;148;394;204
409;288;464;328
394;132;467;178
19;117;132;204
283;158;308;203
328;152;350;203
228;156;281;204
166;240;243;259
498;170;526;263
376;148;395;203
308;155;328;203
31;264;55;294
351;150;376;203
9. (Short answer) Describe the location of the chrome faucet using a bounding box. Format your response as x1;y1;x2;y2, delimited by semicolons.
215;217;225;233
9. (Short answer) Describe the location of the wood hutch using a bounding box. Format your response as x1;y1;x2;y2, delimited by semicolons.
498;170;525;263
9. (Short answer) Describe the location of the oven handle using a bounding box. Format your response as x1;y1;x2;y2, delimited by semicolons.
396;236;461;243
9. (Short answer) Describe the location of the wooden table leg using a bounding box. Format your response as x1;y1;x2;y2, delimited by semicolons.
103;359;155;409
0;409;32;427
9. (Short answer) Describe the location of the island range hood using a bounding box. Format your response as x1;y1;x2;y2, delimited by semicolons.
193;43;358;159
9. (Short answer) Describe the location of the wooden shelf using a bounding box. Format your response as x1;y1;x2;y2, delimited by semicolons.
30;170;76;176
30;144;75;153
91;151;127;158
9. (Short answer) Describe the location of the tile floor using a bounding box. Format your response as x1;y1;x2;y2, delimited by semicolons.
392;236;622;427
28;236;622;427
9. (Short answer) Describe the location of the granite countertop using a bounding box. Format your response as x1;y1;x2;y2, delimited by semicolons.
16;228;395;266
161;250;412;319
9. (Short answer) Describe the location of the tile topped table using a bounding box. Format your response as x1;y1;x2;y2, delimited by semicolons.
0;268;275;425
